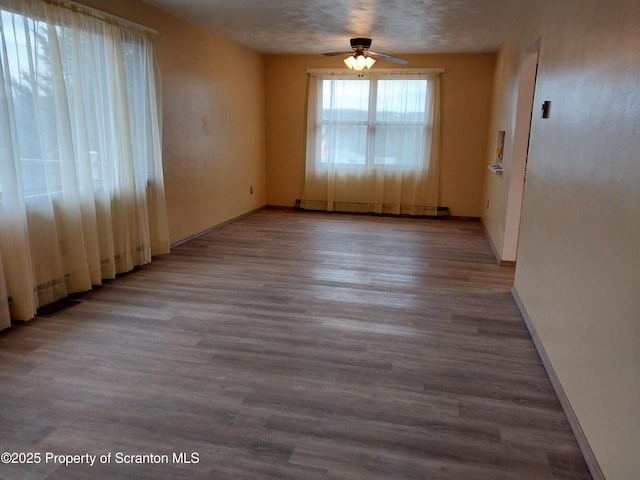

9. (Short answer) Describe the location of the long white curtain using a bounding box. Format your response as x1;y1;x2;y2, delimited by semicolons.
301;70;441;215
0;0;169;330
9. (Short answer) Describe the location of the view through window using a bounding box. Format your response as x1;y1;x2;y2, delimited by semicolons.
0;9;153;202
318;77;431;169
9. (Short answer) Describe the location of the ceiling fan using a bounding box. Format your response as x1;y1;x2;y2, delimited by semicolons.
322;38;408;70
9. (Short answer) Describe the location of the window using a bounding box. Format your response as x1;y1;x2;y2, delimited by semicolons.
0;9;156;202
302;70;442;216
0;0;169;327
317;76;432;169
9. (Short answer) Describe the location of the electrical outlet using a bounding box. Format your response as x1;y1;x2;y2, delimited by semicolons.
250;186;253;195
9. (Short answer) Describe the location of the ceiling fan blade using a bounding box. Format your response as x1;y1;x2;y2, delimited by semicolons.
322;51;352;57
368;51;409;65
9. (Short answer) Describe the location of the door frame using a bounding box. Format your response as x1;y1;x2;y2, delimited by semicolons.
503;40;540;261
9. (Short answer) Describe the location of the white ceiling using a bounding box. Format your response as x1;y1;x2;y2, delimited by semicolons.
139;0;527;55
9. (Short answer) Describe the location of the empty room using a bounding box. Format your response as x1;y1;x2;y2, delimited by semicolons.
0;0;638;479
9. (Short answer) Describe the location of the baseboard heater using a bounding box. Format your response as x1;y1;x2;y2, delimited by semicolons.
294;199;450;217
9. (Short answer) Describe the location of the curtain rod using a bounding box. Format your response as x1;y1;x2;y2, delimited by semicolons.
51;0;158;37
2;0;159;37
306;68;445;75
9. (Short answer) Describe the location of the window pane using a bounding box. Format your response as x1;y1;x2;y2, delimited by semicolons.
1;10;154;199
0;11;60;198
322;79;369;122
373;125;425;166
376;80;428;123
321;124;367;165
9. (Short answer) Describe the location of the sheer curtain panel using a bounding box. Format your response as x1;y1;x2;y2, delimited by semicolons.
301;70;441;216
0;0;169;329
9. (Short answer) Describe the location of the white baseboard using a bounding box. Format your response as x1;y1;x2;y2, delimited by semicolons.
511;287;605;480
480;218;516;266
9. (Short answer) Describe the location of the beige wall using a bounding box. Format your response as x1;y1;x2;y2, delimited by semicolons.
482;1;640;478
76;0;267;244
265;53;496;217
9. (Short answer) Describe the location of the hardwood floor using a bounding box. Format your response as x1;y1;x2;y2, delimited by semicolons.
0;209;591;479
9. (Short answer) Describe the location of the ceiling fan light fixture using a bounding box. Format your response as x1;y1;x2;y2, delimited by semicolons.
344;54;375;71
343;55;357;69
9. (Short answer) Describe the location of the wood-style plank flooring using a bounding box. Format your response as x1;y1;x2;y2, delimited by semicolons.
0;209;591;479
